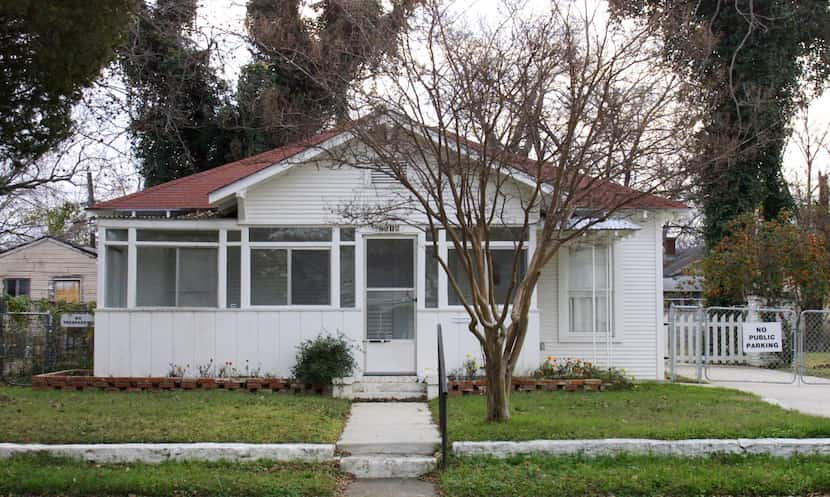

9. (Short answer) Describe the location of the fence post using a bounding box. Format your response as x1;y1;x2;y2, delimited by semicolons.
695;306;704;383
668;305;676;382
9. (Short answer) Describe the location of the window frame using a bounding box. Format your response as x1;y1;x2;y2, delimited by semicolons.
557;243;620;342
52;278;82;303
3;278;31;298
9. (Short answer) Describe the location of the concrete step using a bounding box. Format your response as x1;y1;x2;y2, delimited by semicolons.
352;382;426;393
340;455;437;478
338;439;437;456
358;376;420;383
351;392;427;401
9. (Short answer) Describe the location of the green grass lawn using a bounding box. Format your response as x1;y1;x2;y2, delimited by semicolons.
806;352;830;379
440;454;830;497
435;383;830;441
0;387;350;443
0;454;341;497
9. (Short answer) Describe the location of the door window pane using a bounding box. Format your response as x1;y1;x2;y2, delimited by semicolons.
292;250;330;305
340;228;356;242
105;246;127;307
251;249;288;305
178;248;217;307
367;290;415;339
340;246;355;307
137;247;176;306
54;280;81;303
226;246;241;308
366;239;414;288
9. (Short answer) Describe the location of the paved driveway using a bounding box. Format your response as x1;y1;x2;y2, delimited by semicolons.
676;364;830;418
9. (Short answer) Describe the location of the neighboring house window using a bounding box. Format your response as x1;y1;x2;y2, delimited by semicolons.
561;244;614;336
3;278;30;298
250;228;332;306
53;279;81;303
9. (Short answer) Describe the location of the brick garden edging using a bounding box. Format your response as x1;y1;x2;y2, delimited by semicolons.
32;370;328;394
0;443;335;463
452;438;830;458
448;378;604;396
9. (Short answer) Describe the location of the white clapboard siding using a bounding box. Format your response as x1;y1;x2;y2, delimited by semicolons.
537;215;662;379
244;161;535;226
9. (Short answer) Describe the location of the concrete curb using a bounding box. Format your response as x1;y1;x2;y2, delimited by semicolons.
0;443;336;463
453;438;830;458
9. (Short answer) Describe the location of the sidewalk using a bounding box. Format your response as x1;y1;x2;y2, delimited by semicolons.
676;365;830;418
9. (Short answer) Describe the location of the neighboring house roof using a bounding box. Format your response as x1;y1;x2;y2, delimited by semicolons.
89;122;688;212
0;236;97;259
663;244;703;293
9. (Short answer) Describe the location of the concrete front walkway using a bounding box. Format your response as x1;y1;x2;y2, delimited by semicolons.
676;364;830;418
338;402;441;480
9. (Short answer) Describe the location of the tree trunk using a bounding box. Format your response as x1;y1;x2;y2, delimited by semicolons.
484;347;511;421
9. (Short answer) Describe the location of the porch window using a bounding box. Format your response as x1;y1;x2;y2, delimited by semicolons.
566;245;612;334
251;248;330;305
136;247;218;307
447;249;526;306
104;246;127;308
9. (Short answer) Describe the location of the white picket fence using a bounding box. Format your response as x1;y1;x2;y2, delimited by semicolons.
665;307;769;365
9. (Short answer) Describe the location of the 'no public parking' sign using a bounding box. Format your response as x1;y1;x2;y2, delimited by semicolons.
741;322;782;353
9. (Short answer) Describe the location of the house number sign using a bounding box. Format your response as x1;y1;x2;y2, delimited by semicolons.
741;322;782;353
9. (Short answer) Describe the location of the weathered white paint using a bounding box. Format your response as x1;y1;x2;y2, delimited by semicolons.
453;438;830;458
538;214;663;379
0;443;335;463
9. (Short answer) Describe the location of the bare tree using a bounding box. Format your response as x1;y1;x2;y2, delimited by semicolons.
322;1;710;420
790;104;830;207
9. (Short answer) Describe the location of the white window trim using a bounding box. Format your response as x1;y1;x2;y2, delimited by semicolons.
557;243;623;343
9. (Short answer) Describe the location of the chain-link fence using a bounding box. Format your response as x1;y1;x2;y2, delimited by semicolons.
0;299;94;384
799;311;830;385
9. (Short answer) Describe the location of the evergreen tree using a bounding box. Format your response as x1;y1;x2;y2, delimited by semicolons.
0;1;132;186
610;0;830;247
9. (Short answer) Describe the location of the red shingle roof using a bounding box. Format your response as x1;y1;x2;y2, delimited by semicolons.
90;130;342;210
91;126;687;211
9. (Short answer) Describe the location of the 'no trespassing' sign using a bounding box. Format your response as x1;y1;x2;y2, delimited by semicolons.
741;322;782;353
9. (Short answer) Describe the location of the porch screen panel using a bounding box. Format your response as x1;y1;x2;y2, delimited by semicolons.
425;246;438;308
178;248;218;307
291;250;330;305
340;246;355;308
226;246;241;308
251;249;288;305
367;291;415;339
448;249;526;305
105;246;127;307
137;247;176;306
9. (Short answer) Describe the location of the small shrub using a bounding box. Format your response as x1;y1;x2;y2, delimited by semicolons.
291;334;356;385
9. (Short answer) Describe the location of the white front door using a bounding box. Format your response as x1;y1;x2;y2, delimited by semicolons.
364;237;417;374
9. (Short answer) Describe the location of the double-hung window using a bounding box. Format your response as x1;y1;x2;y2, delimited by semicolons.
3;278;30;298
249;228;332;306
560;244;614;338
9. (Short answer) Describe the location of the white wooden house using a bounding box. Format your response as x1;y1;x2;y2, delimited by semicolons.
89;126;686;383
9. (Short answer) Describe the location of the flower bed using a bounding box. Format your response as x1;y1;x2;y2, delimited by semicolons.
31;370;328;394
448;377;604;396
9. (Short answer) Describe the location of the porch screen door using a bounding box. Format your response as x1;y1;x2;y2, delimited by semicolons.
365;237;416;374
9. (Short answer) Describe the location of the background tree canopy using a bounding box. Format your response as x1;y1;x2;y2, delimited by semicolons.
610;0;830;248
0;0;132;185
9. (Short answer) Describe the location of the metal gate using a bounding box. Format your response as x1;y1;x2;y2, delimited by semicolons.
799;310;830;385
667;304;797;384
